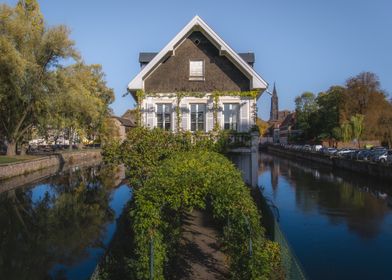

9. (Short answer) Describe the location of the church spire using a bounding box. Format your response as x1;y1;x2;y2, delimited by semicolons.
270;82;279;121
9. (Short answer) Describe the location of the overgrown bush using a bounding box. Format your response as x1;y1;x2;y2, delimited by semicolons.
103;127;230;188
102;128;282;279
131;150;282;280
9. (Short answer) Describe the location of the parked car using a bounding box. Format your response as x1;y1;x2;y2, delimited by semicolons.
312;145;323;152
324;148;337;155
343;150;358;160
335;148;353;157
387;151;392;164
374;150;392;163
303;145;311;152
357;150;372;161
370;149;387;162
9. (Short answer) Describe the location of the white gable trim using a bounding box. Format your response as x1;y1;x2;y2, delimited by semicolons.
128;16;268;96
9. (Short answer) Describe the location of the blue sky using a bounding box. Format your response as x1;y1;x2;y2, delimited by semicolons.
3;0;392;120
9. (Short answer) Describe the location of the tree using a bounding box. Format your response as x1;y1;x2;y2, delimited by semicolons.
46;63;114;149
295;92;318;140
316;86;345;140
340;121;352;143
0;1;78;155
342;72;388;141
256;117;269;136
377;100;392;147
350;114;364;147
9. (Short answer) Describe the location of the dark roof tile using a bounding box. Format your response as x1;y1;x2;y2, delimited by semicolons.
139;52;255;66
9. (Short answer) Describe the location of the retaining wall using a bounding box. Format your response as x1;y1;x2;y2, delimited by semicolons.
266;145;392;181
0;150;102;181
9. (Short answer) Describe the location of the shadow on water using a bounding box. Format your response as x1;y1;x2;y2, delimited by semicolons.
258;152;392;280
0;163;132;280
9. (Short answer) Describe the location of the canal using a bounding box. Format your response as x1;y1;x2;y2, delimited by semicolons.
0;163;132;280
259;152;392;280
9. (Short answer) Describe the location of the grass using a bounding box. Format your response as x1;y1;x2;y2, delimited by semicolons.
0;155;39;165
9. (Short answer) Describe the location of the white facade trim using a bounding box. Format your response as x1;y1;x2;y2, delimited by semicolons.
141;94;255;132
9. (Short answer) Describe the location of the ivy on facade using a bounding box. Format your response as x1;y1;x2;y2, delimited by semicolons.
134;90;260;132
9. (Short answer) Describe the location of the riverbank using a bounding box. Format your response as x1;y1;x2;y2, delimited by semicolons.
258;151;392;280
0;149;102;181
266;145;392;181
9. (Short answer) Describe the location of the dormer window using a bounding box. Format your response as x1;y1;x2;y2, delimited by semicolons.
189;60;204;80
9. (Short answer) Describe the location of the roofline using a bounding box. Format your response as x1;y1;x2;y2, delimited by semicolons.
128;15;268;97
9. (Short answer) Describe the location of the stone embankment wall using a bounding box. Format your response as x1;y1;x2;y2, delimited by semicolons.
0;150;102;181
267;145;392;181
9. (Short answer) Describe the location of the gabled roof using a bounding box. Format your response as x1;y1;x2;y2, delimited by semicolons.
128;15;268;96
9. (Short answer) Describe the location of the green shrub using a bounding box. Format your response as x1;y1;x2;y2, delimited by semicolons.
131;150;282;279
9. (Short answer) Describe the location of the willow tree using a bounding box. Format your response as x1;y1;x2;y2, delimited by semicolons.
0;0;78;155
350;114;364;148
46;63;114;150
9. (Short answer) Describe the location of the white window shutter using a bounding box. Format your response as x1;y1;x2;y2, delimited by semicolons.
172;105;177;131
206;109;214;131
240;101;249;132
181;104;188;131
146;103;154;128
217;108;222;130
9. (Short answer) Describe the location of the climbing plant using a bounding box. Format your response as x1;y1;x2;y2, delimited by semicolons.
134;90;259;131
135;90;144;127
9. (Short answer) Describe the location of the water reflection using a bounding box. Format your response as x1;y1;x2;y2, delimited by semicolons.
259;153;392;280
0;164;132;280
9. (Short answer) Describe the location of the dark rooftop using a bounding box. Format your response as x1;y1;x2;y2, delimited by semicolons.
139;52;255;67
112;116;136;127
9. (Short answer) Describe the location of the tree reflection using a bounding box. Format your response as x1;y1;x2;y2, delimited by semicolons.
260;154;391;239
0;164;121;280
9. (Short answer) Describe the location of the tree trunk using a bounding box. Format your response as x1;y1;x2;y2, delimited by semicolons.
6;141;16;156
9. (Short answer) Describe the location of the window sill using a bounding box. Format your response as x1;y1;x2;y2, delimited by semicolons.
189;77;205;81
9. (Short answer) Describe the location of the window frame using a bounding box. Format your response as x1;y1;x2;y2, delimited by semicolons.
190;103;206;132
223;103;239;131
189;59;205;81
156;103;172;131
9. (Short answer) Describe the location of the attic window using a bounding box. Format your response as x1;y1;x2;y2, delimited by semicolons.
194;39;200;45
189;60;204;81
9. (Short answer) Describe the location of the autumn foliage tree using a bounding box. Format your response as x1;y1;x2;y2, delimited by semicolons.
294;72;392;147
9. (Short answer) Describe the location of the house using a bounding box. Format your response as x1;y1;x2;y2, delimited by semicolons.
278;112;301;144
127;16;268;133
111;116;136;141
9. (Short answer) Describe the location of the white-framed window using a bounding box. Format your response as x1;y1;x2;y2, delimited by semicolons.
223;103;239;131
189;60;204;80
190;104;206;132
156;103;171;131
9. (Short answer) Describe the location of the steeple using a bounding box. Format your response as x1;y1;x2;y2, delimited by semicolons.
270;83;279;121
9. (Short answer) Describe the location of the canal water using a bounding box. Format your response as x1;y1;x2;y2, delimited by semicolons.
259;152;392;280
0;164;132;280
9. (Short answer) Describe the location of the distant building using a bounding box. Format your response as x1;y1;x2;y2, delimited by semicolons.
270;83;279;122
265;84;299;143
278;112;302;144
111;116;136;141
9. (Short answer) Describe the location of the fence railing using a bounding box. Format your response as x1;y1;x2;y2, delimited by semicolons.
258;187;307;280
